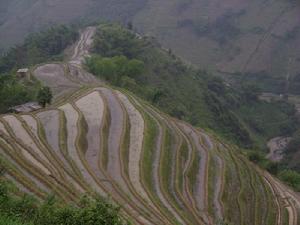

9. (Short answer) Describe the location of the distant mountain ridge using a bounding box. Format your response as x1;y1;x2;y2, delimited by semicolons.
1;0;300;91
0;0;145;51
133;0;300;92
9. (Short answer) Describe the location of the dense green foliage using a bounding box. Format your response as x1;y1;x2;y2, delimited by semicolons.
93;25;142;59
37;87;53;107
0;215;32;225
0;179;127;225
279;170;300;191
0;75;38;113
247;151;280;175
88;23;298;149
0;25;78;73
0;25;78;113
86;55;144;85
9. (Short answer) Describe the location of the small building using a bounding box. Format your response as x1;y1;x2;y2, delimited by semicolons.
17;68;30;80
9;102;42;113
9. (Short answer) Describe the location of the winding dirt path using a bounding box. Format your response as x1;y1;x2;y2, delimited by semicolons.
70;26;96;65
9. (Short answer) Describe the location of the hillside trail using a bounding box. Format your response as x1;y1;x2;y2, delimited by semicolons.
34;27;100;99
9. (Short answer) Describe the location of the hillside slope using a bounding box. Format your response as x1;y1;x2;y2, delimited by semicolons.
0;27;300;225
1;0;300;94
133;0;300;92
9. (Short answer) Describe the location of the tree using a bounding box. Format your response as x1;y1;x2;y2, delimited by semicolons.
93;24;142;59
37;86;52;107
125;59;144;78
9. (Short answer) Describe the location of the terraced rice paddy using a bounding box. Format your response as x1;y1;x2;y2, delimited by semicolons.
0;27;300;225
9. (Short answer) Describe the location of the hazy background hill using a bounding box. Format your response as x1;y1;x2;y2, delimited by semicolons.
133;0;300;94
0;0;146;52
1;0;300;94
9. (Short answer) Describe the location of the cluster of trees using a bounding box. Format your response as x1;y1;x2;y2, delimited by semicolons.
0;75;36;113
279;169;300;191
0;73;52;113
92;23;143;59
37;86;53;108
0;179;127;225
0;25;78;73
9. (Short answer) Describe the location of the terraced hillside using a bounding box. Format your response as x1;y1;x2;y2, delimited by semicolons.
1;27;300;225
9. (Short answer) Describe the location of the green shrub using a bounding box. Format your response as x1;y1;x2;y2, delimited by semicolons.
279;170;300;191
85;55;144;85
93;23;143;59
37;86;53;107
265;161;280;175
0;180;128;225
